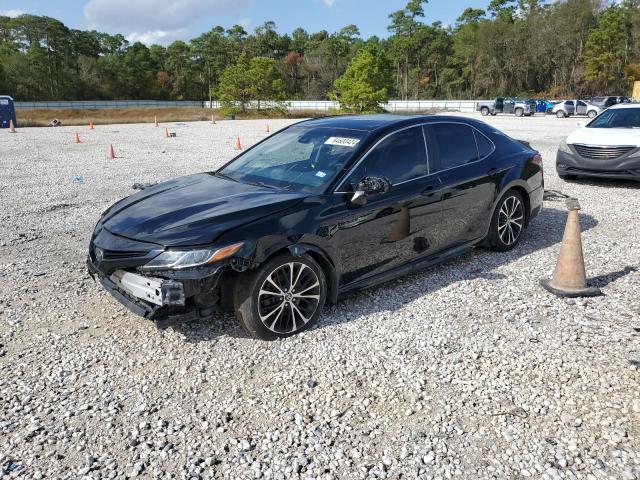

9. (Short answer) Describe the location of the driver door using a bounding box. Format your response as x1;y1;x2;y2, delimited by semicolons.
503;98;515;114
576;100;587;115
323;126;439;287
565;101;575;115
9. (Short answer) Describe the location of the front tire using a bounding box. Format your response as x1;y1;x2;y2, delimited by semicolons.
515;108;524;117
234;253;327;340
486;190;526;252
587;110;597;118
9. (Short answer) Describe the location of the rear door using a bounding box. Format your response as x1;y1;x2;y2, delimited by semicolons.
423;122;499;248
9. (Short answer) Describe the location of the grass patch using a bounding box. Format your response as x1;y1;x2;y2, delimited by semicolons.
16;107;332;127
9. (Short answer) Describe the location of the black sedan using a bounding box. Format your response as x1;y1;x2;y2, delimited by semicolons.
87;114;544;339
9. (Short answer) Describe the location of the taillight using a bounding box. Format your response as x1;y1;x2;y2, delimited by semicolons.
532;152;543;168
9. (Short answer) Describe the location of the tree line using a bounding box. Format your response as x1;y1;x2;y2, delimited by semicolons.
0;0;638;109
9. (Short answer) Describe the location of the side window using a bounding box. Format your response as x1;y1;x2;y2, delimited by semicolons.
425;123;479;171
577;100;586;107
473;129;494;158
566;101;574;106
345;126;428;186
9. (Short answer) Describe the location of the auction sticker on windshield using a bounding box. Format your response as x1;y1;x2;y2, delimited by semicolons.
325;137;360;147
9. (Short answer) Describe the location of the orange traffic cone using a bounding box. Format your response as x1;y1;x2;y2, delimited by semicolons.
163;127;169;138
154;116;158;127
211;114;215;125
107;144;116;159
9;119;16;133
234;137;242;150
540;198;601;297
74;132;81;143
89;121;94;130
265;124;270;133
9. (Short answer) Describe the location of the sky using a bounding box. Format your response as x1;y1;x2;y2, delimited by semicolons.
0;0;487;45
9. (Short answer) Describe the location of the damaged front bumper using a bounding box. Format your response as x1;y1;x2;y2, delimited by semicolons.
87;256;223;324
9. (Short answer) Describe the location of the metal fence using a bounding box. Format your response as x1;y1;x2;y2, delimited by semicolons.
15;99;487;113
14;100;206;110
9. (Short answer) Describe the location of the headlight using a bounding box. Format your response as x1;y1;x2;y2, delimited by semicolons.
558;138;572;154
628;148;640;158
141;242;244;270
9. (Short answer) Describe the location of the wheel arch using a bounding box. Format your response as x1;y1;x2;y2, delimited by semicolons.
493;181;531;227
286;243;339;304
245;241;339;304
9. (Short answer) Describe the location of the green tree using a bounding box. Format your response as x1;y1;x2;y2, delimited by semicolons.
584;3;635;93
217;55;253;112
248;56;286;108
331;43;392;112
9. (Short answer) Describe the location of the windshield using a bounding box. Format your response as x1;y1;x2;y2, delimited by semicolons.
218;125;368;192
587;108;640;129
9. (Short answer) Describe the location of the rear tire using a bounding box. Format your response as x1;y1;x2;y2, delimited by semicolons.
481;107;489;116
556;111;565;118
234;253;327;340
485;190;527;252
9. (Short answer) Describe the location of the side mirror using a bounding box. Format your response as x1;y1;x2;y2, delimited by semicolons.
350;189;368;206
349;175;391;206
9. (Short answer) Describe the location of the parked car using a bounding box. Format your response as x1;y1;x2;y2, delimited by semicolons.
590;96;633;109
552;100;600;118
87;114;544;339
534;99;555;114
477;97;536;117
556;103;640;181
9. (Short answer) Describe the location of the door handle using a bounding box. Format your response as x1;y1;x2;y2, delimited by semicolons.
487;168;499;177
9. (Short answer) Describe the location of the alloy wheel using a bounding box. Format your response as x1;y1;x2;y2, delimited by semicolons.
497;196;524;246
257;262;321;334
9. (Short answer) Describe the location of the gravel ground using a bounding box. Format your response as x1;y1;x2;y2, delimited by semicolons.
1;114;639;480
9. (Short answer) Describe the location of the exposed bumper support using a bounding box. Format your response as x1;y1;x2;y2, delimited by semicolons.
87;257;222;325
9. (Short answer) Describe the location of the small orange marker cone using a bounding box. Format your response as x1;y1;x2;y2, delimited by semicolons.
163;127;169;138
89;121;94;130
9;119;16;133
234;137;242;150
107;144;115;159
540;198;601;297
265;124;270;133
74;132;81;143
211;114;215;125
154;116;158;127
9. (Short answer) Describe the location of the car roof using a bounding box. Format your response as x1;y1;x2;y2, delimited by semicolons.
297;114;428;132
295;114;490;134
608;103;640;110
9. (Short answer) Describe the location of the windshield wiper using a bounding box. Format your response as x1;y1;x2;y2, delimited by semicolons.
245;180;277;190
214;171;238;182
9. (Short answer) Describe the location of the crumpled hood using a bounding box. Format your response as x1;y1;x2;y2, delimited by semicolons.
101;173;308;247
567;127;640;147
